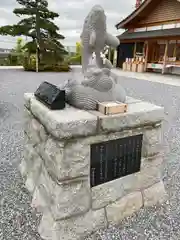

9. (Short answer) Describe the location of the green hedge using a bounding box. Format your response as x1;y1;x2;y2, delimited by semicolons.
23;55;71;72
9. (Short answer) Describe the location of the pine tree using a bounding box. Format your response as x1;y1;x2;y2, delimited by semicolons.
0;0;67;64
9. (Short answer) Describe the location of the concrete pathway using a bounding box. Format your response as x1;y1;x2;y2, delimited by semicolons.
1;65;179;87
112;68;180;87
0;66;23;69
70;65;180;87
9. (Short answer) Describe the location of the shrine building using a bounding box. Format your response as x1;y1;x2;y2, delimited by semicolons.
115;0;180;74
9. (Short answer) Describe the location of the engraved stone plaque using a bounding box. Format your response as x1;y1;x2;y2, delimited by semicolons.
34;81;65;110
90;134;143;187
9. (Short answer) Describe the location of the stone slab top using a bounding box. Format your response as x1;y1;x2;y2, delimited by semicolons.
24;93;164;140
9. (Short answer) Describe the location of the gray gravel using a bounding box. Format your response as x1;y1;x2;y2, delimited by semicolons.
0;69;179;240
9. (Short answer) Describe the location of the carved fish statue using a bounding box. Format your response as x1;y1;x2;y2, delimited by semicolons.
81;68;114;92
80;5;120;74
63;5;126;111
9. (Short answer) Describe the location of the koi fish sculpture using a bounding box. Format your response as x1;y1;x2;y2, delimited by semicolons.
80;5;119;74
63;5;126;110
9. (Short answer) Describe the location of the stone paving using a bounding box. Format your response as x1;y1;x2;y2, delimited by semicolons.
0;69;180;239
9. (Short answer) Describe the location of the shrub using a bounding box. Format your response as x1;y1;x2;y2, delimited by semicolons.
6;53;25;66
69;54;81;65
23;55;71;72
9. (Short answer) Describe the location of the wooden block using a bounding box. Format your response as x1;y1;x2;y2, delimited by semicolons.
122;62;127;71
132;63;138;72
126;63;132;71
98;101;128;115
137;63;145;73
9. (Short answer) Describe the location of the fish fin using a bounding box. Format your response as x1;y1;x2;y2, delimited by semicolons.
89;31;96;47
105;32;120;48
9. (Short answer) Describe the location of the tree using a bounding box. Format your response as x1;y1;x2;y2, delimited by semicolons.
69;41;81;65
13;37;25;53
6;37;25;66
0;0;67;65
75;42;81;55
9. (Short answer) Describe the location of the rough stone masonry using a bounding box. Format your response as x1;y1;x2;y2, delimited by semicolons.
20;93;167;240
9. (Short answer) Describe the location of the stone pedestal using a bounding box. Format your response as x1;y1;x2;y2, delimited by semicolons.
20;93;166;240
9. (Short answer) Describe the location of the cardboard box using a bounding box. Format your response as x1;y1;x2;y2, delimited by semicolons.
98;101;127;115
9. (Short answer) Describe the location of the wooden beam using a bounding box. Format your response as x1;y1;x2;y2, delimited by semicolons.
120;36;180;44
144;41;149;71
162;40;169;74
136;19;180;28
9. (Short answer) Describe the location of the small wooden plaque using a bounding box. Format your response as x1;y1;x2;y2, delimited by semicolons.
98;101;127;115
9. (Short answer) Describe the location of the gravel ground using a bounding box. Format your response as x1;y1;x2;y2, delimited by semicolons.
0;69;179;240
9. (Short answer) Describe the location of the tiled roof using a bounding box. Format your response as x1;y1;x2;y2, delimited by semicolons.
117;28;180;40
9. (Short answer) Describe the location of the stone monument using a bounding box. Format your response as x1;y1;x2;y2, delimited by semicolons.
20;5;167;240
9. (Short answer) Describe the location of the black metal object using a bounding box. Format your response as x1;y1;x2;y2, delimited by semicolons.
34;81;65;110
90;134;143;187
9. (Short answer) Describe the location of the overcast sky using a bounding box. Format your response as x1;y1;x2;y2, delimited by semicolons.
0;0;136;49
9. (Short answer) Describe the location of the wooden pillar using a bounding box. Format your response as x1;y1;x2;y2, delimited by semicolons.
133;42;137;58
173;40;177;58
113;49;118;68
144;41;149;72
152;42;156;62
143;42;146;56
162;40;168;74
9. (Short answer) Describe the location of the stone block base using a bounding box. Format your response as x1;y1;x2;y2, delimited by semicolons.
20;93;166;239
